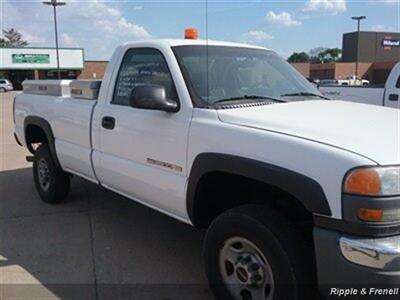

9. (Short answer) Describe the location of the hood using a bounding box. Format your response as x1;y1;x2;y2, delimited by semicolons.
217;100;400;165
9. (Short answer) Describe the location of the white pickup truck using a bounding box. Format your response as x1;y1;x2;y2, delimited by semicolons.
337;75;370;86
320;63;400;109
14;38;400;300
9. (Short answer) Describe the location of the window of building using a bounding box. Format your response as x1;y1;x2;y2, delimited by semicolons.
113;48;177;106
45;70;78;80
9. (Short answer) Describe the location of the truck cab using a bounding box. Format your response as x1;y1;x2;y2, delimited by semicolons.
384;62;400;107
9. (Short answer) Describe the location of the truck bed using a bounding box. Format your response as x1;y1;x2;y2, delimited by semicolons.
319;85;385;106
15;80;101;181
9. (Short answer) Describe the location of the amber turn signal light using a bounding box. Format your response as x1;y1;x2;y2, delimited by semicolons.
357;208;383;222
185;28;198;40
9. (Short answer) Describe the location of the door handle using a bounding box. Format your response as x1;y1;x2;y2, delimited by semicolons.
388;94;399;101
102;116;115;130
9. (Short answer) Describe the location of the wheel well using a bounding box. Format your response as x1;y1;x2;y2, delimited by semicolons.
192;171;314;239
25;124;48;152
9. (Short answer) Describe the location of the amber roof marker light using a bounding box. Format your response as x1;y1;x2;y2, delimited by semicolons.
185;28;198;40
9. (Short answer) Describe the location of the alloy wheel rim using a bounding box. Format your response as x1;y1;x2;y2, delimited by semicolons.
37;158;50;192
219;236;274;300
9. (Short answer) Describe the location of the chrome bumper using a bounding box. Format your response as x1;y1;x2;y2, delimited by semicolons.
340;235;400;271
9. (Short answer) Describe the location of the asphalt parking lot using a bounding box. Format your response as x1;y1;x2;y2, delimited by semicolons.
0;91;213;299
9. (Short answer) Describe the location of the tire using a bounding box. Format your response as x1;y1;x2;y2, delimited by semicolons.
0;88;6;93
33;144;70;203
204;205;316;300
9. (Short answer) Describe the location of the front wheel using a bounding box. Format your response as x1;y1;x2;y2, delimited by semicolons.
203;205;316;300
33;144;70;203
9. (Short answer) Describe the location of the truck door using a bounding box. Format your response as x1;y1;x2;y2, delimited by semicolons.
93;47;191;220
384;74;400;109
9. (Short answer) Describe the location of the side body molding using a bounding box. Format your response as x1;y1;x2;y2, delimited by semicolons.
24;116;61;169
187;153;331;225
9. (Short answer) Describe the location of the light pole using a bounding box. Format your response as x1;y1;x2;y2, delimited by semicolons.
43;0;66;80
352;16;366;78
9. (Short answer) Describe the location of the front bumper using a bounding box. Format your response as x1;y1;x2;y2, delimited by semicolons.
340;235;400;271
314;227;400;294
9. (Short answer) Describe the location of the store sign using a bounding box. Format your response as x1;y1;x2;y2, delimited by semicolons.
12;54;50;64
382;38;400;49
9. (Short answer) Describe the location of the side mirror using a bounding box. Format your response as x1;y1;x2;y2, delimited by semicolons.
130;85;178;112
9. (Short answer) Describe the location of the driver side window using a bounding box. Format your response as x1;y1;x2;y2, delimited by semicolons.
112;48;178;106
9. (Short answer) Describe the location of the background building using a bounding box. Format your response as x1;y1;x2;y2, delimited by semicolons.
0;47;84;89
79;61;108;80
290;63;310;78
342;31;400;63
2;30;398;89
292;30;399;85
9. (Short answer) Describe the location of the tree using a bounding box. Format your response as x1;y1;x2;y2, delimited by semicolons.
287;52;310;63
308;47;341;63
0;28;29;48
309;47;328;59
320;48;342;63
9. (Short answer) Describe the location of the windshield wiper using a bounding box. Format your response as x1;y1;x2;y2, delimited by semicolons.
280;92;329;100
213;95;284;105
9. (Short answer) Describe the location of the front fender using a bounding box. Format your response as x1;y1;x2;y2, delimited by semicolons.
186;153;331;227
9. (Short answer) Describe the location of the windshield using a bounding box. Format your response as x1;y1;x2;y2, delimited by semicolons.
173;46;324;106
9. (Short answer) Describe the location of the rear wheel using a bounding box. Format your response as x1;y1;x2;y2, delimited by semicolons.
0;87;6;93
204;205;316;300
33;144;70;203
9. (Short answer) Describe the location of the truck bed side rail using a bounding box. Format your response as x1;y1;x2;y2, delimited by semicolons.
21;79;102;100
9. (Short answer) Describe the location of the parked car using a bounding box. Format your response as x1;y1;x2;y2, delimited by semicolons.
14;36;400;299
337;75;370;86
320;62;399;109
0;79;14;92
319;79;338;86
306;77;320;85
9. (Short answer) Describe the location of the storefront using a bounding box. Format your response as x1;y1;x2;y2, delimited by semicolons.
291;31;399;84
0;47;84;89
342;31;400;63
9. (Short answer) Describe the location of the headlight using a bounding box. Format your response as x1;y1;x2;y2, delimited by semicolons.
344;166;400;197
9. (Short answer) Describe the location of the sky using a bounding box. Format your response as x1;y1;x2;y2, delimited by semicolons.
1;0;399;60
